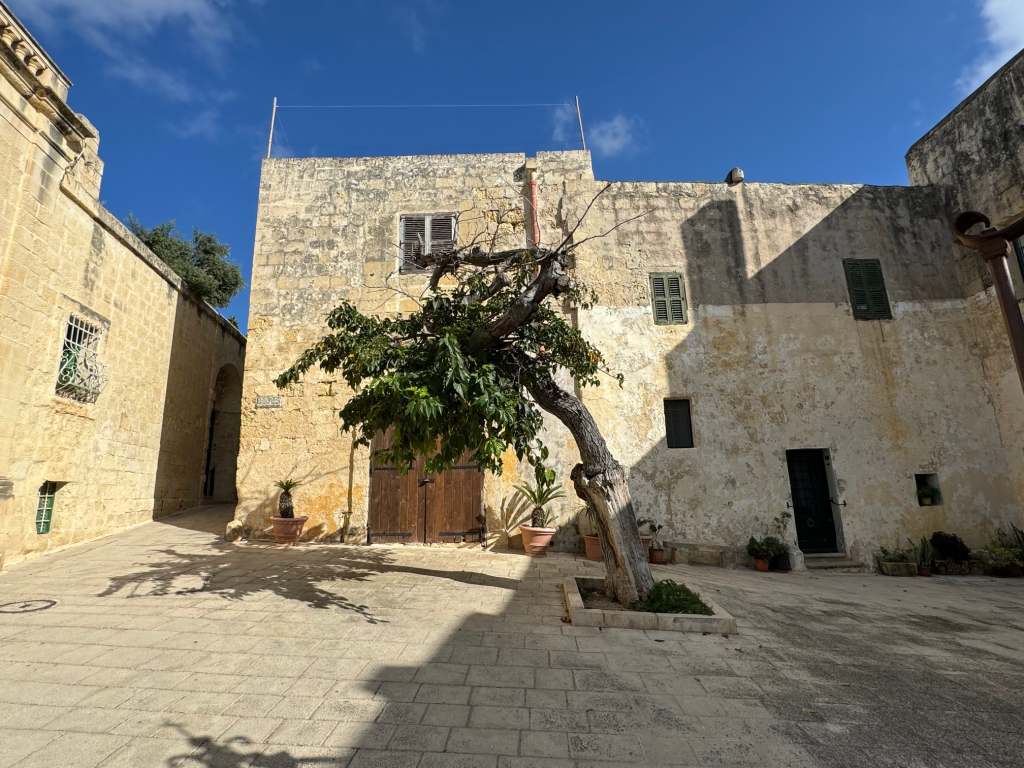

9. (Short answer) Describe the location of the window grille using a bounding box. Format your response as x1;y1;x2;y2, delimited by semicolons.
843;259;892;320
36;481;57;534
400;213;457;272
664;399;694;448
649;273;687;325
55;315;107;403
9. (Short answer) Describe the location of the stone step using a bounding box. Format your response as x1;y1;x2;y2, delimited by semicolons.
804;554;868;572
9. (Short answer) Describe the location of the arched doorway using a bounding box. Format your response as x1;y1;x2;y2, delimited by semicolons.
203;364;242;502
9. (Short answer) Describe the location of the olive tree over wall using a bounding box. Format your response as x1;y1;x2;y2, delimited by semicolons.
276;186;654;604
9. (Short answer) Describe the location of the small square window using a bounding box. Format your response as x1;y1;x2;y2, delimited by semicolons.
36;481;58;534
914;473;942;507
664;399;694;448
55;314;107;403
649;273;687;325
400;213;457;273
843;259;892;320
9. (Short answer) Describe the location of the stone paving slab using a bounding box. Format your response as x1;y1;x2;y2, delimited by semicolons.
1;505;1023;766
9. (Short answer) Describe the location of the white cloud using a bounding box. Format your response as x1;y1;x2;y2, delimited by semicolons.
10;0;246;139
110;57;193;102
172;107;220;139
958;0;1024;93
15;0;232;63
394;5;427;53
552;103;577;144
588;114;639;158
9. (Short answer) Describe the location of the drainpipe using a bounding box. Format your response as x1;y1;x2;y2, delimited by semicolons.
954;210;1024;394
523;158;541;247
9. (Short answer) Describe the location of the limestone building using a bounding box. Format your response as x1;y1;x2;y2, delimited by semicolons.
237;55;1024;569
0;3;245;566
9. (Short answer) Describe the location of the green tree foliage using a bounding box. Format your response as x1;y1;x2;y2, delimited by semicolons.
275;249;614;483
275;188;655;604
127;217;242;307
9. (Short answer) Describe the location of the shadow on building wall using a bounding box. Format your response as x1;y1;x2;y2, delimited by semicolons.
625;187;1004;557
205;364;243;502
152;295;244;520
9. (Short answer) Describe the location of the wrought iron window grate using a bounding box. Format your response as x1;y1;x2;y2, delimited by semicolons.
55;314;107;403
36;481;56;534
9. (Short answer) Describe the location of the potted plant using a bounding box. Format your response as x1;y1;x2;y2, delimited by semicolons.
639;518;670;564
271;478;307;544
930;531;970;574
911;536;933;576
515;470;565;557
875;546;917;576
768;512;792;571
576;505;602;561
974;525;1024;577
747;536;772;572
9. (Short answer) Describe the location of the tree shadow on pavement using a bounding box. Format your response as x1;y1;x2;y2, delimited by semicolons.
97;543;523;623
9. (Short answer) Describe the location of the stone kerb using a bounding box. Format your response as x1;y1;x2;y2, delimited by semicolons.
562;576;738;634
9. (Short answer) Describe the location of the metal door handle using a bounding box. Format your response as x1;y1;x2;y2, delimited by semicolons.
417;478;434;486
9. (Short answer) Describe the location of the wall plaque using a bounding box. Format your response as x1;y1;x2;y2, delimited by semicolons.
255;394;283;409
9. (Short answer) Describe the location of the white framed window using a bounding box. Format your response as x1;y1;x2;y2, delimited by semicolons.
55;314;107;403
399;213;457;273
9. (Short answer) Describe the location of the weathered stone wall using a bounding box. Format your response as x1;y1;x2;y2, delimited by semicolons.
906;49;1024;516
240;146;1019;565
561;179;1019;563
237;152;589;543
0;7;245;566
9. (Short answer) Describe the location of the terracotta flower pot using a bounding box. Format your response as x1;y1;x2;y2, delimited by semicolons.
649;547;670;565
520;525;556;556
271;515;307;544
918;565;932;577
753;558;770;572
583;534;602;561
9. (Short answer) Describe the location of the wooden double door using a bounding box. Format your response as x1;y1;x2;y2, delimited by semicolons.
368;432;484;544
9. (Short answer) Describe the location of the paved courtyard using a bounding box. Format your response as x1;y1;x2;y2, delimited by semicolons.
0;507;1023;768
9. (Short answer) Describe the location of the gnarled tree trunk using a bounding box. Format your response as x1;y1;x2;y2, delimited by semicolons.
525;372;654;605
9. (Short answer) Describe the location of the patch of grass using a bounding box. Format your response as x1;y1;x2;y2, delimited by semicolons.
633;579;713;615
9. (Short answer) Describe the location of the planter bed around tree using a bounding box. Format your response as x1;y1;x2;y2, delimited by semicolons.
562;576;738;634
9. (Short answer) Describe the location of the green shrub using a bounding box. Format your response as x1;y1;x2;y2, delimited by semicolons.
930;531;970;562
633;580;713;615
747;535;786;560
876;546;914;564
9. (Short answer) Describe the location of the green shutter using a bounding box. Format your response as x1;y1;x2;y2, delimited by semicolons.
843;259;891;320
35;481;56;534
663;399;694;448
650;272;687;325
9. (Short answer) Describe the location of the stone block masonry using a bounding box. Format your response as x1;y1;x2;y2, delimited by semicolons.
239;140;1022;566
0;4;245;566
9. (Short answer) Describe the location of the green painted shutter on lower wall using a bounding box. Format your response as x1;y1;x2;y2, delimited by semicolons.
35;481;56;534
843;258;892;320
650;272;687;325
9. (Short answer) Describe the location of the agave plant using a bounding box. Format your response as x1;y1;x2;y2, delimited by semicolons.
274;478;300;519
514;469;565;528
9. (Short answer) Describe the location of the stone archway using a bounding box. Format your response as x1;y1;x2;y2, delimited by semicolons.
203;364;242;502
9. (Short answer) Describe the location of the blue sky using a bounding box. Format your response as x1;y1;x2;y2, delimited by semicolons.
12;0;1024;330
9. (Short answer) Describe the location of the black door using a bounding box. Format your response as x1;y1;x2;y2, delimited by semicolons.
785;449;838;553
